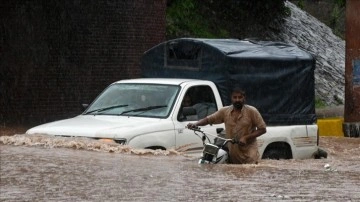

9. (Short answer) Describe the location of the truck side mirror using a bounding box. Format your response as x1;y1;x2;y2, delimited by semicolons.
82;104;89;111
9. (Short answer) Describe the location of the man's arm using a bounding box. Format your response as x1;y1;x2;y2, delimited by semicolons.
187;117;209;129
187;107;225;129
239;107;267;144
239;127;266;145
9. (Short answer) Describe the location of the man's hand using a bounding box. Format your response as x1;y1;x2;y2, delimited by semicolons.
186;118;208;130
186;123;197;129
238;136;247;146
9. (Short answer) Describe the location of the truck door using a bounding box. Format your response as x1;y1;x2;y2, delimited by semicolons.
173;85;225;154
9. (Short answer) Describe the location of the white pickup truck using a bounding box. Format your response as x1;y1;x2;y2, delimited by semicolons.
27;78;325;159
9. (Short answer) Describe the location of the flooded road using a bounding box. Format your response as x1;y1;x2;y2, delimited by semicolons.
1;134;359;201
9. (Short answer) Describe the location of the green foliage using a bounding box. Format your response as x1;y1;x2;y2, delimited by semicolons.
166;0;289;39
329;1;345;39
297;0;305;9
315;98;327;108
334;0;346;7
202;0;289;25
166;0;229;39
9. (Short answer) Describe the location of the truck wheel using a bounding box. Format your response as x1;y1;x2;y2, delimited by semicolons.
314;148;328;159
262;148;291;160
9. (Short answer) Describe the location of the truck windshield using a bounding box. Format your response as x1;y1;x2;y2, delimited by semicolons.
84;83;180;118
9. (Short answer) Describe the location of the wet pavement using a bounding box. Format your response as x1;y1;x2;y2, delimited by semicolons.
1;134;359;201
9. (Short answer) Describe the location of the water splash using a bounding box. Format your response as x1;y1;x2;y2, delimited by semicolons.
0;134;181;156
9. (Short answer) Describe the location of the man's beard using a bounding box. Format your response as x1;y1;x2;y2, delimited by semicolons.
233;102;243;109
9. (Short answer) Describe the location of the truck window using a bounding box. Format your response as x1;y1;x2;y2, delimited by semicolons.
165;41;202;70
178;85;218;122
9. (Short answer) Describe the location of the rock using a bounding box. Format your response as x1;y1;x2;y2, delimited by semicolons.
270;2;345;106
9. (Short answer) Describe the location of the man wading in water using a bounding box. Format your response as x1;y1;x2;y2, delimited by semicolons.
187;87;267;164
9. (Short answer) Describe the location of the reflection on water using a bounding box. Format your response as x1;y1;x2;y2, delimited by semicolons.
1;135;359;201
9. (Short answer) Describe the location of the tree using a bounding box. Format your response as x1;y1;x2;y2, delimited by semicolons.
166;0;289;39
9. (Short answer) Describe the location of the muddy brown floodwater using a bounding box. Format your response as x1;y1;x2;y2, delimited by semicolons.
1;134;359;202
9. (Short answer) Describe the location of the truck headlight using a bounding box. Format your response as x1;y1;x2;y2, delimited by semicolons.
98;138;127;145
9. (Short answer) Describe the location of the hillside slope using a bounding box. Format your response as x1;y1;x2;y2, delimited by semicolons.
273;2;345;106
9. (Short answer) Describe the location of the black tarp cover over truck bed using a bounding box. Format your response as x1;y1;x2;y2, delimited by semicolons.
140;38;316;125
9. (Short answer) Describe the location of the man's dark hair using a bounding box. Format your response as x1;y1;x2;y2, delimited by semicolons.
231;86;246;96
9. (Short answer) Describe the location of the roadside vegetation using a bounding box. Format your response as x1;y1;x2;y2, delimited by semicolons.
291;0;345;39
166;0;289;40
166;0;345;40
315;98;327;108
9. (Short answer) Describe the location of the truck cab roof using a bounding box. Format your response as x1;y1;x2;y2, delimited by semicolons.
115;78;214;86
